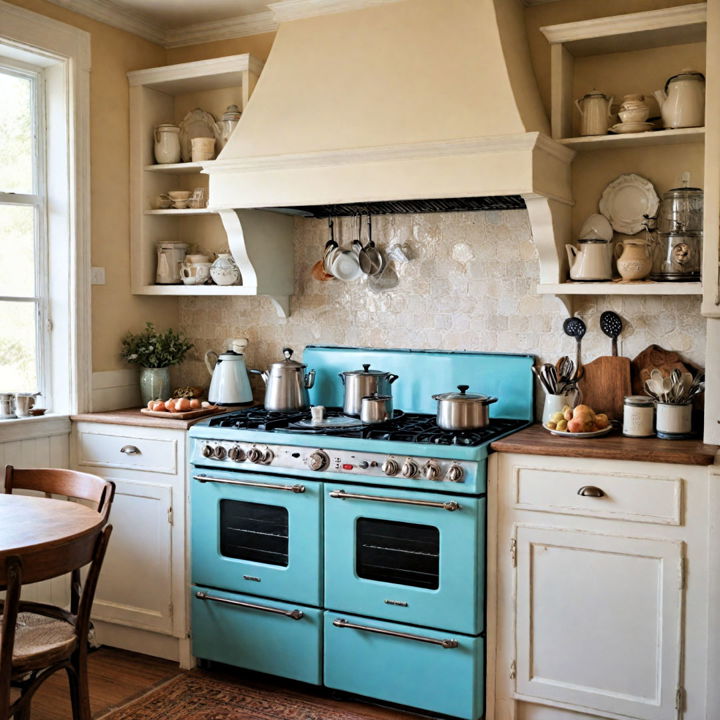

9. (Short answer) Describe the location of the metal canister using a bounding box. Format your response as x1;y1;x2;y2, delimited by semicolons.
623;395;655;437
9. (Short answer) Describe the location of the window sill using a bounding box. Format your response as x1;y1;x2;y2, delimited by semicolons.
0;414;71;443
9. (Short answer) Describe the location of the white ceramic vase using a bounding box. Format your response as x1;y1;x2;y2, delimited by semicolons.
210;253;241;286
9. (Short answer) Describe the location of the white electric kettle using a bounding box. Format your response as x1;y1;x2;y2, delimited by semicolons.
205;338;253;405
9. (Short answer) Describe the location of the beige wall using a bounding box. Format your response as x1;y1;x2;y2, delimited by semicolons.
7;0;179;373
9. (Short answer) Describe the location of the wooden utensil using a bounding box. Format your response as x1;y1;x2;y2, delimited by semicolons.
600;311;622;356
577;355;632;421
630;344;700;395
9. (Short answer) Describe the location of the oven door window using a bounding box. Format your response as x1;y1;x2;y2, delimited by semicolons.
220;500;289;567
356;518;439;589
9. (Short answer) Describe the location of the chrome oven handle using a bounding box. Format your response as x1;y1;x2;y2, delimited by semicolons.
333;618;458;649
193;475;305;493
195;591;304;620
329;489;460;511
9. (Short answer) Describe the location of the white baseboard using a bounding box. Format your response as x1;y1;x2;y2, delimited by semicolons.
93;620;191;667
92;369;139;412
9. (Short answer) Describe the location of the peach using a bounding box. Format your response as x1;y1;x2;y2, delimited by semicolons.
567;418;584;433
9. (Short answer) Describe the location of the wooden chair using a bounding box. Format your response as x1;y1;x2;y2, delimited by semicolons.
0;466;115;720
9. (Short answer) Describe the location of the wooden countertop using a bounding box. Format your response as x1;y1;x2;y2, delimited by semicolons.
71;407;229;430
491;423;719;466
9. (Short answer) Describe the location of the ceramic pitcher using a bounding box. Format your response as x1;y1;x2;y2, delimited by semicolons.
615;237;653;280
153;124;181;164
575;90;614;136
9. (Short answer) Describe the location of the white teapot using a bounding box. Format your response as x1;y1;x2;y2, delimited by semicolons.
566;239;613;281
654;69;705;129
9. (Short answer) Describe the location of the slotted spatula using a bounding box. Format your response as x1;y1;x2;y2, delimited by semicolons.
563;316;586;371
600;311;622;356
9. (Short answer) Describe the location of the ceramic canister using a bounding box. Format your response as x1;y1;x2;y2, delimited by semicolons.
623;395;655;437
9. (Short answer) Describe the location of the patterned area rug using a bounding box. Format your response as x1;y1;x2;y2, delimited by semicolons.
97;671;412;720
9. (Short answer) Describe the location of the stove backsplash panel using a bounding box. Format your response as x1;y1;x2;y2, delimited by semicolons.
178;210;706;411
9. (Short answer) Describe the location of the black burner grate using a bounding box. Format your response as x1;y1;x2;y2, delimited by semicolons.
209;407;526;447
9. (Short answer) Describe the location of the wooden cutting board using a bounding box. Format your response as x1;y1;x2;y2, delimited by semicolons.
577;356;632;421
140;405;225;419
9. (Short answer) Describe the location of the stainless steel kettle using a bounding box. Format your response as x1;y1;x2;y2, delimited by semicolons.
251;348;316;412
205;338;253;405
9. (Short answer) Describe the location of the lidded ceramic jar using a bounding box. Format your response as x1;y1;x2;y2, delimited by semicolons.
153;123;181;164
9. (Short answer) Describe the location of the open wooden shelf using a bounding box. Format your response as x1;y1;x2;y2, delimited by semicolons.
558;127;705;151
537;281;702;296
135;284;259;296
144;161;211;174
144;208;216;215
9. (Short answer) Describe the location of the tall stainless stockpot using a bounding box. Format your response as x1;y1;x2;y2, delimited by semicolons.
339;364;399;417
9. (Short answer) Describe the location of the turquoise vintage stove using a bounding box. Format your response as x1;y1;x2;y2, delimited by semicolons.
190;346;533;720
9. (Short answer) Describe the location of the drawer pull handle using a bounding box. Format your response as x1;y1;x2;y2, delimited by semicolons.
193;475;305;493
195;591;304;620
332;618;458;649
577;485;605;498
120;445;141;455
329;489;460;512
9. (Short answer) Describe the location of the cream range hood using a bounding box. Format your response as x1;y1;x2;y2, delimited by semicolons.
205;0;575;301
207;0;573;205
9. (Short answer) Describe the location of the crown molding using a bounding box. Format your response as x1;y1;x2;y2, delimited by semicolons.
269;0;404;23
43;0;166;45
164;10;278;48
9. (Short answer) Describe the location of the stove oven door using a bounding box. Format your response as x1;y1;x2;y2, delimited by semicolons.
192;469;322;606
324;484;484;635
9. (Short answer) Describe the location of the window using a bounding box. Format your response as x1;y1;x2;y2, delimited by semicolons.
0;63;48;397
0;1;91;420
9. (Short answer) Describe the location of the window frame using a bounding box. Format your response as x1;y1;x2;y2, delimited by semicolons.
0;0;91;430
0;58;51;403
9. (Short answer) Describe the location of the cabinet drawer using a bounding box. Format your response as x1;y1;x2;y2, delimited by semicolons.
192;587;321;684
513;464;682;525
324;612;484;720
76;430;177;475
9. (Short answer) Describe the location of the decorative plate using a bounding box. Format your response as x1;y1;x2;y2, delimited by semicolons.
547;425;613;439
609;122;655;134
178;108;217;162
599;173;659;235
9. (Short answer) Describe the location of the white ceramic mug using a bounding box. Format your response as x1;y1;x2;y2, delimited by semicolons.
181;262;211;285
542;390;578;425
14;393;36;417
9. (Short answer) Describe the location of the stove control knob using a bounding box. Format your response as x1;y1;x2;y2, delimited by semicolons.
382;459;399;476
401;460;419;479
424;461;441;481
228;446;245;463
212;445;227;460
306;450;329;472
202;444;213;458
246;447;263;464
446;464;465;483
259;447;274;465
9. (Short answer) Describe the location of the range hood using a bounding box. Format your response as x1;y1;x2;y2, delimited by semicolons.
206;0;574;216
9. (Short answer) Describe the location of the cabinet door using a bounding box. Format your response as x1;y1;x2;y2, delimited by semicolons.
92;477;174;635
514;525;683;720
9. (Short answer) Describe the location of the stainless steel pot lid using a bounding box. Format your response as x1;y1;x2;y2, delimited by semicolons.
341;363;390;377
432;385;497;403
271;347;306;369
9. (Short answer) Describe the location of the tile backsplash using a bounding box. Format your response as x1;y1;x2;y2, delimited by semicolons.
178;210;706;406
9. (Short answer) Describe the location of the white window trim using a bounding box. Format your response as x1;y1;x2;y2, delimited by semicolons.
0;0;91;422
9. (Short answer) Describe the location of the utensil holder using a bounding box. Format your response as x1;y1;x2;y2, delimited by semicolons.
542;390;578;425
656;402;692;438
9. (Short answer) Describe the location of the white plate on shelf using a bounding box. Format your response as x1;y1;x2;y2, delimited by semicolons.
546;425;613;439
599;173;659;235
178;108;217;162
578;213;613;241
609;122;655;134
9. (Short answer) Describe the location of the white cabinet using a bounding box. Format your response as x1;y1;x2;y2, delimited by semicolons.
72;421;190;666
488;452;710;720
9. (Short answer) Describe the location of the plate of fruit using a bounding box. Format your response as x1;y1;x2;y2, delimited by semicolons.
544;404;612;438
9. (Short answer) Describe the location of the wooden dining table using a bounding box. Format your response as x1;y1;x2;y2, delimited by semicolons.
0;494;105;586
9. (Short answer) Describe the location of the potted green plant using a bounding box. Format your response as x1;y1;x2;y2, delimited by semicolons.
121;323;193;405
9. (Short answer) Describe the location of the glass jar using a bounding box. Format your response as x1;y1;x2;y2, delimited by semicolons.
623;395;655;437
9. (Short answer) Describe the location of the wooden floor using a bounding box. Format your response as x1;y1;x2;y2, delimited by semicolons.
29;647;426;719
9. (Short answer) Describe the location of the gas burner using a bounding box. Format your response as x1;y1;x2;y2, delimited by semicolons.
209;407;307;430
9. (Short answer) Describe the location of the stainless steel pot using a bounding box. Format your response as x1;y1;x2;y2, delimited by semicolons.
250;347;316;412
339;364;399;417
432;385;498;431
360;393;393;424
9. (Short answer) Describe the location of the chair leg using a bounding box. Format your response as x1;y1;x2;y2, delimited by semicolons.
67;656;92;720
13;697;31;720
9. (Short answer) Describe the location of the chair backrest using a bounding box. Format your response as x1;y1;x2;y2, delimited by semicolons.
0;555;22;719
4;466;114;522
